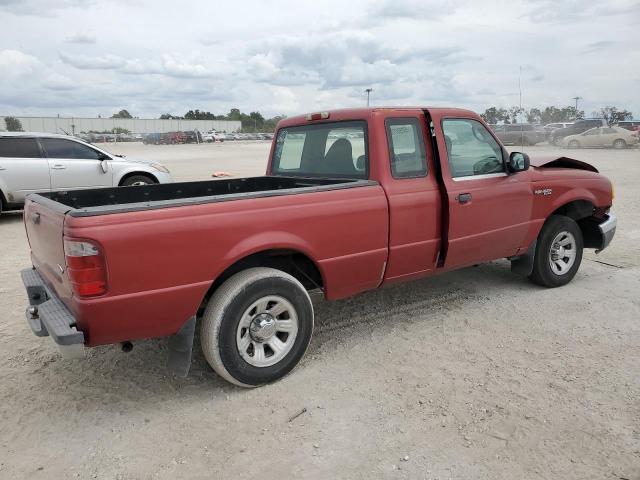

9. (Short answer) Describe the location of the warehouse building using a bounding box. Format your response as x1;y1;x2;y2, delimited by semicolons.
2;116;241;134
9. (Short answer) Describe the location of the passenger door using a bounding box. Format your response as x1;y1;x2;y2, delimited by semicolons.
581;128;602;147
0;137;51;204
438;117;534;269
40;138;113;191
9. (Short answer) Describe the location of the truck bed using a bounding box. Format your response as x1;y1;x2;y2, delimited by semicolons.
31;176;374;217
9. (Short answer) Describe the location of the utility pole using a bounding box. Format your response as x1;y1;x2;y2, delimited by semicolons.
572;96;583;112
365;88;373;107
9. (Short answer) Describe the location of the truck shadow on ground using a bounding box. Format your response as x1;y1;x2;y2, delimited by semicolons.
22;260;533;409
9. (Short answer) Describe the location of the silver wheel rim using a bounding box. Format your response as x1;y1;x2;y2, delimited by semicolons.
548;231;577;275
130;181;150;186
236;295;298;367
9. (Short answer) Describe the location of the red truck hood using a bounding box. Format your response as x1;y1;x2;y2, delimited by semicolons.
529;155;598;173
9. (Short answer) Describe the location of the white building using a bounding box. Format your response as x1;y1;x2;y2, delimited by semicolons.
2;116;241;134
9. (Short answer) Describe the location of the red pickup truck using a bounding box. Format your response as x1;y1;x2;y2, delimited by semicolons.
21;107;616;387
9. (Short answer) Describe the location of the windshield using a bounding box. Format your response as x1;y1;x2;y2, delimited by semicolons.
271;121;368;178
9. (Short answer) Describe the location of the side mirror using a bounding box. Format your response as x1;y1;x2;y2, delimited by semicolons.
508;151;530;173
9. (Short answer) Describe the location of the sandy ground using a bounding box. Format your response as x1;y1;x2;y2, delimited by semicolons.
0;141;638;480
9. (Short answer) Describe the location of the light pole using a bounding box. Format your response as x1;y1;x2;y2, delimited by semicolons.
365;88;373;107
572;96;583;113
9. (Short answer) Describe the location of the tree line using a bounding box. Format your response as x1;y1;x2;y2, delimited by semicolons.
480;105;633;126
158;109;285;132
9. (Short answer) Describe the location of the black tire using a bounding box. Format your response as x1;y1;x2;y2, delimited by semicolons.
568;140;580;149
120;174;156;187
613;139;627;149
529;215;583;288
201;267;314;387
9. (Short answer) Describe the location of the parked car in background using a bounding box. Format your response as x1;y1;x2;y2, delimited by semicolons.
0;132;172;215
492;124;543;146
616;120;640;132
183;131;203;143
562;126;638;149
550;119;607;145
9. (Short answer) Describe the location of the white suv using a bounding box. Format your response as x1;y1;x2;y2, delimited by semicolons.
0;132;172;214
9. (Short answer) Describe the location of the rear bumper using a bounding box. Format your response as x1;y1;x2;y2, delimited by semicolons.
21;268;85;358
596;213;616;253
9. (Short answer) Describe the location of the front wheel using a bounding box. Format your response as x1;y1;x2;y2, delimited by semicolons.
120;174;156;186
201;268;314;387
613;139;627;149
529;215;583;288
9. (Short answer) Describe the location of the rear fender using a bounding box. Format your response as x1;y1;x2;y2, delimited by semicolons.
216;231;325;288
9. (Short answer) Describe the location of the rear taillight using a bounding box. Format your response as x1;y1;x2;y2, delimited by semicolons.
64;238;108;297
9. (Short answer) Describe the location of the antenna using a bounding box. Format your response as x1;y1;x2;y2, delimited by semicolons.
519;66;524;151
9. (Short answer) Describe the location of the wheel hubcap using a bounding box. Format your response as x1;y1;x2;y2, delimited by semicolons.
236;295;298;367
549;231;577;275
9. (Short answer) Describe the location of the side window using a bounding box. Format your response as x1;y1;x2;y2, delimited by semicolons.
41;138;76;159
385;118;427;178
602;128;616;134
0;138;40;158
72;142;102;160
584;128;601;136
442;119;504;178
41;138;101;159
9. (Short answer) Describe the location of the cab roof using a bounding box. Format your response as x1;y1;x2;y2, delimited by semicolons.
277;107;479;129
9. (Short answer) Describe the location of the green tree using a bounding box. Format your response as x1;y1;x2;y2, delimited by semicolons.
600;106;633;126
480;107;509;124
184;109;216;120
111;109;133;118
160;113;182;119
527;108;542;123
4;116;23;131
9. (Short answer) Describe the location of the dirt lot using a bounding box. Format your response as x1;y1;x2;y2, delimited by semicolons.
0;142;638;480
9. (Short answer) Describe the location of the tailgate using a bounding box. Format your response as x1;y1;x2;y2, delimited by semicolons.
24;197;74;307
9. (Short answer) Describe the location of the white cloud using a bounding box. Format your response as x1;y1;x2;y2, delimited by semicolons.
64;32;96;44
59;52;125;69
0;0;637;118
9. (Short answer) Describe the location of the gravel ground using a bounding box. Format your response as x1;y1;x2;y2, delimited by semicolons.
0;142;638;480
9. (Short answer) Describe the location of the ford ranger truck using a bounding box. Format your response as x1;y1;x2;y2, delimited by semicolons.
20;107;616;387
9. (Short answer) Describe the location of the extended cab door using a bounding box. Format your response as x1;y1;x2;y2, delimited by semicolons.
378;113;442;283
40;138;113;191
0;136;51;204
433;115;534;269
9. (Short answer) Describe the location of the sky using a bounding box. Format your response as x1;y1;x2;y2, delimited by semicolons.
0;0;638;119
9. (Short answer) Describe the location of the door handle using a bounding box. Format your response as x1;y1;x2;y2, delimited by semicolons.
0;165;5;170
457;193;472;204
51;164;67;170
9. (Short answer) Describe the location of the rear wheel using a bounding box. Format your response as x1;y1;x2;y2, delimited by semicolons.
201;267;314;387
529;215;583;288
613;139;627;149
120;174;156;186
568;140;580;148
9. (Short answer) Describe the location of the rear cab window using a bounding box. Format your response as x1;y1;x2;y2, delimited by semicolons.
385;118;427;178
0;137;40;158
271;121;367;179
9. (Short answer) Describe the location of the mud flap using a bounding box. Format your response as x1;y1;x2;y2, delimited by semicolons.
511;239;537;276
167;316;196;377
